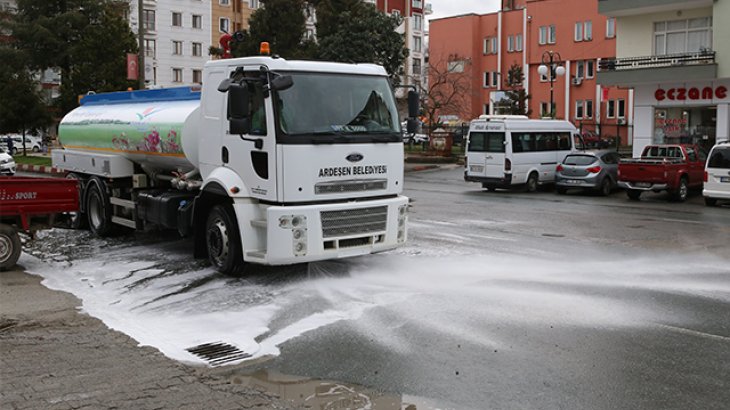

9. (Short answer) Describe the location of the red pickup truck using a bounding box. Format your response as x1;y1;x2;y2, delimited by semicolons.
617;144;705;202
0;177;79;270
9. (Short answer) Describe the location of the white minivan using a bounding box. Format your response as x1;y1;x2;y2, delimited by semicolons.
464;115;581;191
703;141;730;206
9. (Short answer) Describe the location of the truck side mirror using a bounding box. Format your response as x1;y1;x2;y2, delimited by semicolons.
228;83;251;135
406;118;419;134
407;90;420;118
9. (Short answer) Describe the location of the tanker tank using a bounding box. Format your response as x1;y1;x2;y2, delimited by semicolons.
58;87;202;174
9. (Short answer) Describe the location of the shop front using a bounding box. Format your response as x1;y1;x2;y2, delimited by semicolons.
632;79;730;157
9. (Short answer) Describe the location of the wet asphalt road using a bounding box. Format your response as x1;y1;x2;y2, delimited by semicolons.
254;166;730;410
17;166;730;410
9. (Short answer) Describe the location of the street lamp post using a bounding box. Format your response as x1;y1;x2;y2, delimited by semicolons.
537;51;565;118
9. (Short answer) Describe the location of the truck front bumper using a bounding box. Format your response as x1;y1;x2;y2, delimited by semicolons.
618;181;669;192
239;195;409;265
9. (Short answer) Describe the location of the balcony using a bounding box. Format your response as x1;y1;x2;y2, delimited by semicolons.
597;50;716;85
598;0;712;17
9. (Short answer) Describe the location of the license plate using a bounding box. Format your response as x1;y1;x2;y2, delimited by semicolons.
470;165;484;173
635;182;651;188
566;179;581;184
720;176;730;183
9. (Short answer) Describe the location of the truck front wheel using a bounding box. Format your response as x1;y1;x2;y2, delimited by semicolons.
205;205;245;275
0;223;21;271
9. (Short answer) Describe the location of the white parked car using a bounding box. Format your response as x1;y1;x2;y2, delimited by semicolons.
1;134;43;154
0;146;16;175
703;141;730;206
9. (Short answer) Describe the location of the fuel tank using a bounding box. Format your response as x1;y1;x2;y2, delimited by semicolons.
58;87;201;173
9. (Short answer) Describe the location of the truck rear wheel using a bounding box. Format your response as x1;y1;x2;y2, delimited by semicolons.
0;223;21;271
672;177;688;202
86;179;114;236
627;189;641;200
205;204;245;275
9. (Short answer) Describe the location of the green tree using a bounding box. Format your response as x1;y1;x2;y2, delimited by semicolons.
496;64;531;116
10;0;138;115
230;0;315;59
315;2;407;82
0;47;51;150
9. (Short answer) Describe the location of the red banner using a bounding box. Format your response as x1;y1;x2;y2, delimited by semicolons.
126;53;138;81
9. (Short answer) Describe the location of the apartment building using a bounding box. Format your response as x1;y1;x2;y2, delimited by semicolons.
372;0;432;90
429;0;632;145
129;0;211;87
597;0;729;156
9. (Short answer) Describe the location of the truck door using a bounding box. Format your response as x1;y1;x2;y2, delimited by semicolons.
685;146;704;187
223;66;277;202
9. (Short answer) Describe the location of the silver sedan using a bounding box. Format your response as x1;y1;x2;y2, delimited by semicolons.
556;150;621;196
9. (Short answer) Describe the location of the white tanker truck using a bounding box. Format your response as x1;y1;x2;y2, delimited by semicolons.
53;55;419;274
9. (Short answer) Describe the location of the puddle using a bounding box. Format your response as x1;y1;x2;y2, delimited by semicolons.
221;369;445;410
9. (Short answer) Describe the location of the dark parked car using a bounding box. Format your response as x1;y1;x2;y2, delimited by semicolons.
556;150;621;196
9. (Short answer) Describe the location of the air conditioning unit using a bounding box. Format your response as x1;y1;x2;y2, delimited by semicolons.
572;77;582;86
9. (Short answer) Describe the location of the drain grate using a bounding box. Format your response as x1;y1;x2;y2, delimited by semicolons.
186;342;251;366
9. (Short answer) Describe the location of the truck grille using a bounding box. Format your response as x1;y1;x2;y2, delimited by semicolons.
321;206;388;238
315;179;387;195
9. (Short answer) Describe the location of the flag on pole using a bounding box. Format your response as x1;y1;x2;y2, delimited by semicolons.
127;53;139;81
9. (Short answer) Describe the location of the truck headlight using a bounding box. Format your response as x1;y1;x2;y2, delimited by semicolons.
280;215;308;256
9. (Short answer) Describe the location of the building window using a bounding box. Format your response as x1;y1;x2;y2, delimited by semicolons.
219;17;230;33
617;99;626;119
172;68;183;83
654;18;712;55
143;9;155;31
192;69;202;84
447;60;465;73
483;37;489;54
586;60;595;78
192;42;202;57
507;35;514;52
144;39;156;58
250;0;260;8
484;72;490;88
413;35;422;53
491;72;499;87
220;0;230;5
585;100;593;119
172;12;182;27
583;21;592;41
575;100;584;119
606;17;616;38
413;14;423;31
412;59;422;75
192;14;202;29
576;61;584;78
540;102;555;117
539;26;547;45
491;37;498;54
515;34;523;51
172;40;183;55
412;0;422;8
574;22;583;42
607;100;615;119
549;25;556;44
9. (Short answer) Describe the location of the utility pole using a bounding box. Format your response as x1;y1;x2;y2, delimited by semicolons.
137;0;145;88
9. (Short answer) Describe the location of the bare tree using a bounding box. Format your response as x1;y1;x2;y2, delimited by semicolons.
410;55;473;135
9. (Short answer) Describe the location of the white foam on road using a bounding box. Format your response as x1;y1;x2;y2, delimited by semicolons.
20;242;730;367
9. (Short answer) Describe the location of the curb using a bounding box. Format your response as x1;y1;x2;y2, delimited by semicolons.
16;163;65;175
406;164;440;172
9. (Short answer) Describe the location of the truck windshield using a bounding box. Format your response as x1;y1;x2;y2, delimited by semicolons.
275;72;400;141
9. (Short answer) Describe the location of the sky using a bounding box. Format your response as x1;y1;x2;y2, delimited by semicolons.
427;0;501;24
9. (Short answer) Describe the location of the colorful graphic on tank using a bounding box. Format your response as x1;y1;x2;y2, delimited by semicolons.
58;100;198;157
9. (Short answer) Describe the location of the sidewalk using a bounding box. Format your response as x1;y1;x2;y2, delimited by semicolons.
0;267;289;410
